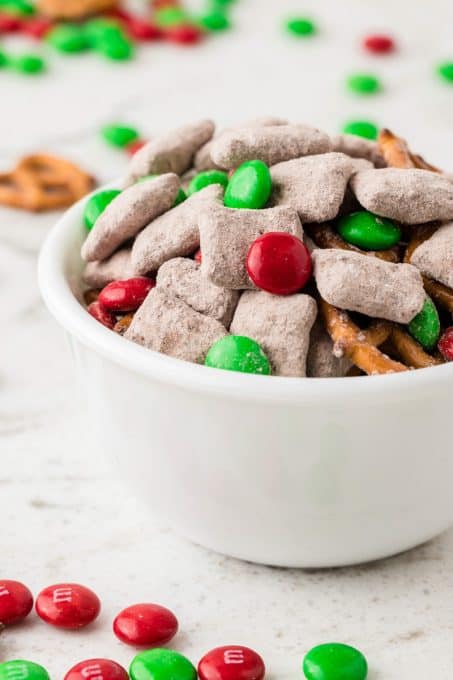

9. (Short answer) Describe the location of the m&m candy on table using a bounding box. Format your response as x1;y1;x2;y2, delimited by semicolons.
285;16;317;37
198;645;265;680
101;124;140;149
341;120;378;140
362;34;395;54
0;661;50;680
64;659;128;680
130;648;197;680
0;580;33;627
303;643;368;680
246;232;312;295
346;73;381;95
35;583;101;629
113;603;178;647
205;335;271;375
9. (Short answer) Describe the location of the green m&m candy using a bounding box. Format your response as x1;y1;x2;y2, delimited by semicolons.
199;12;231;31
337;211;401;250
130;649;196;680
342;120;378;140
303;643;368;680
98;35;134;61
12;54;45;74
437;61;453;83
285;16;317;37
0;660;50;680
155;7;189;28
205;335;271;375
346;73;381;95
102;124;140;148
188;170;229;195
85;18;123;44
224;160;272;209
84;189;121;230
408;298;440;350
0;0;35;15
47;24;90;53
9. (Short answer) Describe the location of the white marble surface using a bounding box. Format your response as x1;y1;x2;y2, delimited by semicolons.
2;1;453;677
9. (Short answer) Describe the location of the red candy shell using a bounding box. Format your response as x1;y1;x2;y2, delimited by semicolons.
99;277;155;312
64;659;128;680
88;301;116;329
0;580;33;627
36;583;101;629
198;646;265;680
164;24;203;45
438;327;453;361
246;232;312;295
113;603;178;647
363;34;395;54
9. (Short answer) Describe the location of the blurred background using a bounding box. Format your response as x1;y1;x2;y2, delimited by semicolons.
2;1;453;678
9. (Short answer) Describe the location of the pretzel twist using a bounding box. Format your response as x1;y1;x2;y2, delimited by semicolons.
0;154;94;212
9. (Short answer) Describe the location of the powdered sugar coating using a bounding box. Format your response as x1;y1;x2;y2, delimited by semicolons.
411;221;453;288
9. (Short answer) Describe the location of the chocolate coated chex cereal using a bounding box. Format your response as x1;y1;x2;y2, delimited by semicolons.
411;221;453;288
331;134;386;168
83;247;134;288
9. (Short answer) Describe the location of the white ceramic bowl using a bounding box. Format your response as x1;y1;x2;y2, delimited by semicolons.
38;189;453;568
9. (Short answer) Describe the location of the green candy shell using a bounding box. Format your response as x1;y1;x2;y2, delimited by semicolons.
102;124;140;148
188;170;229;195
199;12;231;31
155;7;189;28
224;160;272;209
84;189;121;230
98;35;134;60
337;211;401;250
286;17;317;37
84;18;124;44
408;298;440;350
205;335;271;375
346;73;381;95
47;25;90;53
303;643;368;680
0;660;50;680
437;62;453;83
130;649;196;680
342;120;378;140
0;0;35;15
12;54;45;74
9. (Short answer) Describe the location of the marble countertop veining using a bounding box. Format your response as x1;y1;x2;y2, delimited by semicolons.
2;1;453;677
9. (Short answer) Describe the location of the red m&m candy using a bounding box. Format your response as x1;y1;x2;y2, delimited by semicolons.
0;580;33;627
36;583;101;629
198;646;265;680
99;277;155;312
164;24;202;45
64;659;128;680
88;301;116;329
126;139;148;156
246;232;312;295
438;327;453;361
363;34;395;54
113;603;178;647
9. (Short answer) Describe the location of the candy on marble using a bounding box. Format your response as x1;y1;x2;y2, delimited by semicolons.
198;646;265;680
113;603;178;647
313;249;425;323
125;288;227;363
130;648;197;680
410;221;453;288
307;320;352;377
199;201;303;289
350;168;453;224
270;152;354;222
132;184;223;275
156;257;239;326
35;583;100;629
330;134;385;167
83;247;135;288
0;661;50;680
210;124;331;169
64;659;129;680
126;119;215;183
230;291;317;376
0;580;33;627
303;642;368;680
82;174;180;262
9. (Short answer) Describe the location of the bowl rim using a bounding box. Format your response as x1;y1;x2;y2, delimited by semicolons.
38;184;453;404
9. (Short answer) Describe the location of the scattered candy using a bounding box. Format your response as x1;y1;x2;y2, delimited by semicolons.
84;189;122;231
342;120;378;140
99;277;155;312
363;33;395;54
438;327;453;361
113;603;178;647
11;53;45;73
303;643;368;680
47;24;90;52
164;24;202;45
198;646;265;680
247;232;312;295
130;648;197;680
188;169;229;195
346;73;381;95
0;661;50;680
337;211;401;250
0;580;33;627
35;583;101;629
88;301;117;329
127;139;148;156
0;0;34;16
224;160;272;210
22;16;53;38
199;11;230;32
408;298;440;350
437;61;453;83
205;335;271;375
64;659;129;680
102;123;140;149
285;16;316;37
0;12;21;31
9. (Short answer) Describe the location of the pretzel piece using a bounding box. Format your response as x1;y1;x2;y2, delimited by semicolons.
319;299;408;375
378;128;442;173
391;326;442;369
306;223;400;263
0;154;95;212
36;0;117;19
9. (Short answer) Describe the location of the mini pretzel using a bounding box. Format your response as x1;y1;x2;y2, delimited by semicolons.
36;0;117;19
378;128;442;173
114;314;134;335
391;326;442;369
320;299;408;375
0;154;95;212
306;223;400;263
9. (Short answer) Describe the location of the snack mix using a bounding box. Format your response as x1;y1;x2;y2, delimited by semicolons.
80;119;453;378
